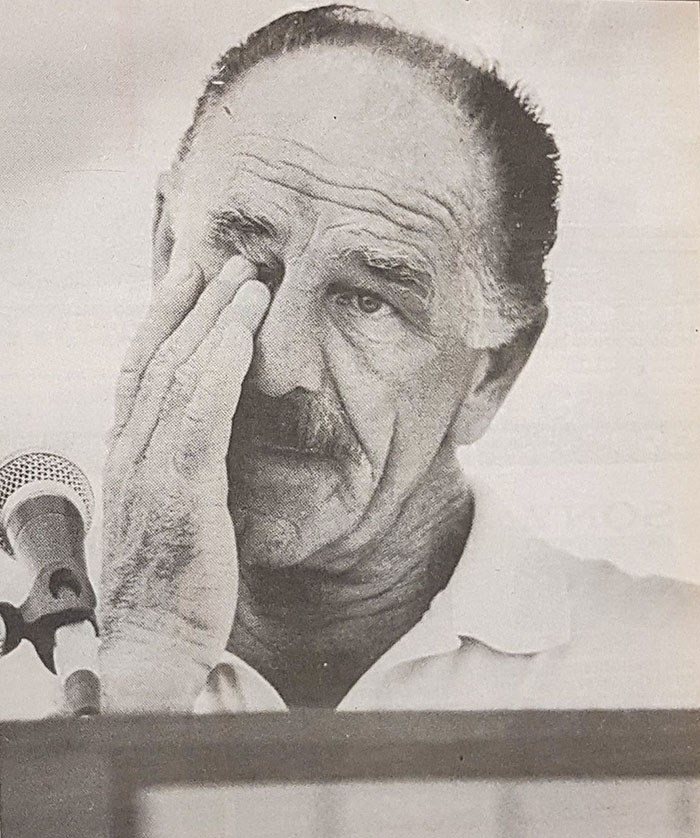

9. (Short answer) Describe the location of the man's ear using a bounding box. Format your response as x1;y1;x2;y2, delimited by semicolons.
451;310;547;446
151;172;176;286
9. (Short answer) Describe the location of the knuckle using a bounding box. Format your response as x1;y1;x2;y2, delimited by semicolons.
143;347;175;389
159;337;189;371
157;364;200;421
152;342;177;370
172;362;199;393
158;389;180;420
172;444;206;479
182;403;209;429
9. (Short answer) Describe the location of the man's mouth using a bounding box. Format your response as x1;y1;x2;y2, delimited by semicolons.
228;436;341;502
245;439;333;463
250;440;328;460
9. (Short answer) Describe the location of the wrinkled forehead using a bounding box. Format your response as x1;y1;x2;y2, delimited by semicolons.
174;47;497;250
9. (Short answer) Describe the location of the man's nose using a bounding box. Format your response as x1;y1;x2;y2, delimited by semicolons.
248;281;324;397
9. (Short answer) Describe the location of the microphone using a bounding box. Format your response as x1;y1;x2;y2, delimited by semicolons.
0;450;100;714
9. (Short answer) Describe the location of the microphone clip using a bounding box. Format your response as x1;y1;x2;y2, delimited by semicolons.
23;607;99;674
0;563;98;673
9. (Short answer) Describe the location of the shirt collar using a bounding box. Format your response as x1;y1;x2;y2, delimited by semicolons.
215;481;572;693
366;479;572;672
444;479;571;655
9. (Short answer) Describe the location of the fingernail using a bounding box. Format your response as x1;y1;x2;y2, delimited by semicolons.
230;280;271;329
241;279;271;309
219;255;256;285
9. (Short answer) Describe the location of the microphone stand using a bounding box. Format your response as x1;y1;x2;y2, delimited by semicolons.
0;498;100;716
0;452;100;715
0;594;100;716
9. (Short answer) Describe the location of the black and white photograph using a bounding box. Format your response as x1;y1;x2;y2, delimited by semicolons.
0;1;698;836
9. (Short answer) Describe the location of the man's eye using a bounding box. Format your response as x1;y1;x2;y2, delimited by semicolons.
335;291;390;316
257;263;283;296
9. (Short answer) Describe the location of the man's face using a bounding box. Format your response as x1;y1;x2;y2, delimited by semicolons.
168;47;500;569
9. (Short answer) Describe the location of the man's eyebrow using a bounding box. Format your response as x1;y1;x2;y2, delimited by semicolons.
342;246;434;302
208;208;277;240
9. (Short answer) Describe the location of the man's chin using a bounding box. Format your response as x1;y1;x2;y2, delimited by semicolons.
232;507;306;569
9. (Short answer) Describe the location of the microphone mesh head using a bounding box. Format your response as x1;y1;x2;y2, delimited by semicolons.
0;451;94;555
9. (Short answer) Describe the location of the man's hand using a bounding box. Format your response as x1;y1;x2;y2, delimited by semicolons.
99;256;269;712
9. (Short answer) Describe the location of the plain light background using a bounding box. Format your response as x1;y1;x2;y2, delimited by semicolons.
0;1;697;715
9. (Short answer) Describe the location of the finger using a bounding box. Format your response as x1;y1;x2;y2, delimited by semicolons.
160;245;198;290
112;262;204;438
117;258;258;462
173;280;270;478
162;279;270;434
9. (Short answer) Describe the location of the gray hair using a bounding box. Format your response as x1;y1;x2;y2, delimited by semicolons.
176;4;561;346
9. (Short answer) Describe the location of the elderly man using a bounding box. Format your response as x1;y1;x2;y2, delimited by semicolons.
98;4;699;712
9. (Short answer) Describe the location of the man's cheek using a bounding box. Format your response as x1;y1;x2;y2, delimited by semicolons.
324;336;397;482
375;338;462;454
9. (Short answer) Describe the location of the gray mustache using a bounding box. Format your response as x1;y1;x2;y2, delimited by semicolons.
231;384;361;464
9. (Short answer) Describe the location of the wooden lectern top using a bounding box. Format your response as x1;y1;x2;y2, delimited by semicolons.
1;710;699;838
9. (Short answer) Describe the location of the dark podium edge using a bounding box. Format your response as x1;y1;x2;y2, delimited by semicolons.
1;709;699;838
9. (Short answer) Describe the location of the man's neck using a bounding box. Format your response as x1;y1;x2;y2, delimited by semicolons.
228;455;473;707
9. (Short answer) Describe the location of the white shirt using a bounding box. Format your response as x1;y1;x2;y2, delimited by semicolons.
195;485;700;713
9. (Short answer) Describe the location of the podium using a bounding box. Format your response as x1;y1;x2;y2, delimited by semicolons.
1;710;699;838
